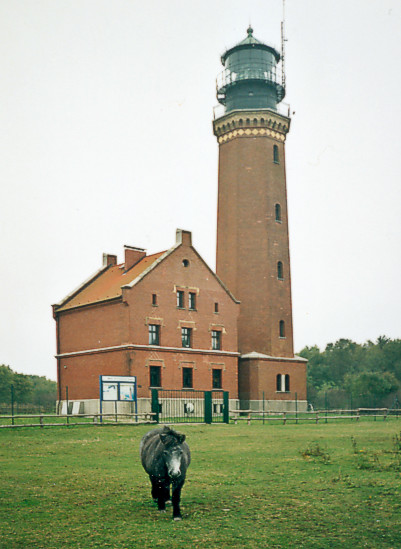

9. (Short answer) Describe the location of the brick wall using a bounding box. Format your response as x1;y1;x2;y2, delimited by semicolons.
239;356;307;402
216;133;294;358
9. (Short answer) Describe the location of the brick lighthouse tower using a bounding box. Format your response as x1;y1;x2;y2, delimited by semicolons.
213;26;307;411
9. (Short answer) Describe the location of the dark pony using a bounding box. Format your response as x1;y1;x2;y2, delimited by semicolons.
140;426;191;520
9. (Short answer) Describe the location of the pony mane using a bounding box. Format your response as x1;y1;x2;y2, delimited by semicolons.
160;426;186;445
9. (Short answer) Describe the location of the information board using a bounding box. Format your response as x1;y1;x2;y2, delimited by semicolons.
99;375;137;420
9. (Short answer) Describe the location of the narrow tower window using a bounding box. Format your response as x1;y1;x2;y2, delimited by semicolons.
276;374;282;392
279;320;285;338
273;144;279;164
275;203;282;222
277;261;283;280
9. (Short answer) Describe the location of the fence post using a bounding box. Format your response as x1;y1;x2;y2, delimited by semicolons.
223;391;229;424
204;391;212;424
11;385;15;426
262;391;265;425
151;389;159;423
295;392;298;424
66;386;69;425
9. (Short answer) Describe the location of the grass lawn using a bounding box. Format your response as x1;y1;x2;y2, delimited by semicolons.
1;421;400;548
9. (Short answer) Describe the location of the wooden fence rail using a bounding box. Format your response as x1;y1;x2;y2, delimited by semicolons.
229;408;401;425
1;408;400;428
0;412;157;429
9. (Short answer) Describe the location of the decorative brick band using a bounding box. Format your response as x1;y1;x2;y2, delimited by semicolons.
213;109;290;144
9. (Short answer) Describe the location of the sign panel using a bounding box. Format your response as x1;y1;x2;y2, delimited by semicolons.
99;375;138;422
99;376;137;402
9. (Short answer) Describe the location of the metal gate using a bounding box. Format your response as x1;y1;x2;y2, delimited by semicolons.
151;389;229;424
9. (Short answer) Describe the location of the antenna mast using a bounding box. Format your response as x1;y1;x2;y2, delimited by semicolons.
281;0;287;90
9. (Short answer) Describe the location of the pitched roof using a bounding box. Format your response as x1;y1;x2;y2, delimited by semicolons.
55;251;165;312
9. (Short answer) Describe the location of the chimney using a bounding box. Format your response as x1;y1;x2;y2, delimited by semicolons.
176;229;192;246
124;245;146;271
103;253;117;267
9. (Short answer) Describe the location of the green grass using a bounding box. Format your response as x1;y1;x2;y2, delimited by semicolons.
1;422;401;548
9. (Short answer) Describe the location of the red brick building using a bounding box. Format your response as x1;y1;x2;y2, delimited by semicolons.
53;230;240;413
53;27;307;414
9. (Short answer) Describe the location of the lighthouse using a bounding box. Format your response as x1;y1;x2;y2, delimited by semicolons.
213;26;307;411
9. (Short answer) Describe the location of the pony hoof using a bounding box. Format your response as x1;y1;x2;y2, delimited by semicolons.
173;517;182;521
159;510;167;514
166;500;172;506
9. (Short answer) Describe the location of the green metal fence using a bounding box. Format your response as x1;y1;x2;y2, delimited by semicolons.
151;389;229;424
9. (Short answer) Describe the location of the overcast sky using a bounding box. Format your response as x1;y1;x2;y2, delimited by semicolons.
1;0;400;381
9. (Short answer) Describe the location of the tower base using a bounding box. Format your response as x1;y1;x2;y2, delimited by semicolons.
239;352;307;411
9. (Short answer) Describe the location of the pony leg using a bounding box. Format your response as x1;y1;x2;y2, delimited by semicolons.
162;483;171;504
150;477;159;502
157;482;167;512
171;480;184;520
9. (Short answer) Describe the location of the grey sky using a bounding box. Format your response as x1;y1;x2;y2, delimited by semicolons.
1;0;400;381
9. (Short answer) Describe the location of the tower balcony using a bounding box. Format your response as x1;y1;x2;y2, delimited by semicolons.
216;64;285;111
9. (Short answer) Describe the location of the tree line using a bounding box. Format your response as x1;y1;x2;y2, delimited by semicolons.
0;364;57;411
299;336;401;409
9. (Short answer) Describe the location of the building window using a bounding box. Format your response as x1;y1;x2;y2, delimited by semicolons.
212;369;222;389
276;374;290;392
177;290;184;308
285;374;290;392
182;367;193;388
189;292;196;310
214;302;219;313
273;144;279;164
279;320;285;338
182;259;190;267
148;324;160;346
150;366;161;387
152;293;157;306
181;327;192;348
212;330;221;350
277;261;283;280
275;203;282;222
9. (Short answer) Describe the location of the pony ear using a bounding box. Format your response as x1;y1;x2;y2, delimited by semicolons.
178;434;186;443
159;433;168;445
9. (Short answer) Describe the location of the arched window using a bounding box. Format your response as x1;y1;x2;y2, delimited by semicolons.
273;144;279;164
277;261;283;280
275;203;281;222
285;374;290;392
276;374;282;392
279;320;285;338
